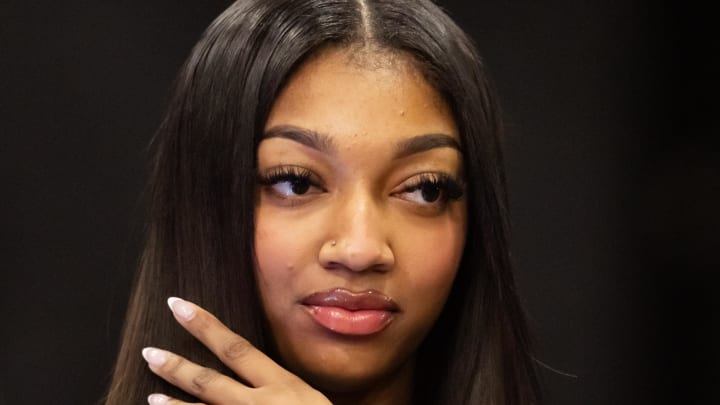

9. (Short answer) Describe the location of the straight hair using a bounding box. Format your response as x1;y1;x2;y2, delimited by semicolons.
106;0;541;403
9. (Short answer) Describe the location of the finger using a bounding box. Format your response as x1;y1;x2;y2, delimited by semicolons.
166;297;295;387
147;393;205;405
142;347;251;403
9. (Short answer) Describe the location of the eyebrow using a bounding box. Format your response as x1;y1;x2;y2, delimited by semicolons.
263;125;461;158
264;125;336;154
393;133;462;159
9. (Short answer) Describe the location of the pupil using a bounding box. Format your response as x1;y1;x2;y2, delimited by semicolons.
421;184;441;202
291;180;310;195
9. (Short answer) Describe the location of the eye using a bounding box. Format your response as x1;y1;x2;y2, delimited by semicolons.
257;166;324;199
396;173;465;205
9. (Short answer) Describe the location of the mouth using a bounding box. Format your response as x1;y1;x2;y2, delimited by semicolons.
300;288;399;336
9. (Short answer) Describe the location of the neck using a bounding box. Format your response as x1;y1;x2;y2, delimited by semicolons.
326;358;415;405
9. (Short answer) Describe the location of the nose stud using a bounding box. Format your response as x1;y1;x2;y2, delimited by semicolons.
330;240;336;247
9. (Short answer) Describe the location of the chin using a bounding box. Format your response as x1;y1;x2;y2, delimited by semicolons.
293;354;410;395
265;308;427;394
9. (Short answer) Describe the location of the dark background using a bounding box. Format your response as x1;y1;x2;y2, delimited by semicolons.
1;1;717;404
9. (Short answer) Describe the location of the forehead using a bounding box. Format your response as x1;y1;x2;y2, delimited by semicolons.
264;46;458;143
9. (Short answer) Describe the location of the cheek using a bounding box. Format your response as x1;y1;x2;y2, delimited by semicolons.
254;210;307;305
405;227;463;289
396;214;466;317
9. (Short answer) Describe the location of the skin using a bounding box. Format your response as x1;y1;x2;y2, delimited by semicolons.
142;47;467;405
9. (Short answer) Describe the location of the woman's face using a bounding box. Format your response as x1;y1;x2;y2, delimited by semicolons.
254;47;466;391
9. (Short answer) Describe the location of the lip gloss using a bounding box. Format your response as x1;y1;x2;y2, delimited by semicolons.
306;305;394;335
300;288;399;336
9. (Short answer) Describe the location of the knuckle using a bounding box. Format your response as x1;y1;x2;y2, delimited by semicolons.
222;337;254;361
163;354;185;377
190;367;220;394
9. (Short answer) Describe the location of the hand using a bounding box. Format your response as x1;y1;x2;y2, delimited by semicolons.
141;297;332;405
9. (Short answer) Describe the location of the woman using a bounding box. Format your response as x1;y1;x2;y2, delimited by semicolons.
106;0;541;403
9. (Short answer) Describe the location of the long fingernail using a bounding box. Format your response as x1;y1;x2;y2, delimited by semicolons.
142;347;168;367
167;296;195;321
148;393;169;405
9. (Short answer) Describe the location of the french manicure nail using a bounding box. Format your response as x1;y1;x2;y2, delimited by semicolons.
167;296;195;321
148;393;169;405
142;347;168;367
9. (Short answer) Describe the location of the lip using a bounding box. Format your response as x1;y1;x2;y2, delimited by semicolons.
300;288;399;336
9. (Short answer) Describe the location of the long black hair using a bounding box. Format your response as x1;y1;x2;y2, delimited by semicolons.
106;1;541;403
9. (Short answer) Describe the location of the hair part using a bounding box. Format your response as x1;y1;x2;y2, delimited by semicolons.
105;1;541;404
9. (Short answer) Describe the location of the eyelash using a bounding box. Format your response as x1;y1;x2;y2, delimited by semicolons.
257;167;465;207
257;166;322;197
399;173;465;204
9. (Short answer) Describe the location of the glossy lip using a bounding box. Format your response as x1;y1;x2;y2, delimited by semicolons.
300;288;399;336
300;288;400;311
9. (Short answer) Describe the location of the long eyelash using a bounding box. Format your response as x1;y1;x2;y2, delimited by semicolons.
403;173;465;200
256;167;314;186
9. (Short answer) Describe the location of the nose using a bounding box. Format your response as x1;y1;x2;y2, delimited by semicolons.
319;190;395;272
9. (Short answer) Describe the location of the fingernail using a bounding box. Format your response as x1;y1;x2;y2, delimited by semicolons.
167;296;195;321
148;393;169;405
142;347;168;367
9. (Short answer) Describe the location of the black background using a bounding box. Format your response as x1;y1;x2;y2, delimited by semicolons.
1;1;717;404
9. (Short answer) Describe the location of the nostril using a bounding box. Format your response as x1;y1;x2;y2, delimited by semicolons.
322;261;345;271
318;240;394;273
